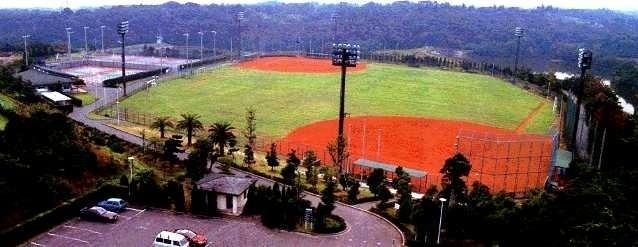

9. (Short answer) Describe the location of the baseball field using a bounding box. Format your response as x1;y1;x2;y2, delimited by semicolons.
117;56;555;193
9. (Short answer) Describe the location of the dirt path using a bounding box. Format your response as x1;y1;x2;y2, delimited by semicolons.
514;101;547;133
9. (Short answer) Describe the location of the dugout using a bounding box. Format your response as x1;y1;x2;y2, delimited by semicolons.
353;158;428;192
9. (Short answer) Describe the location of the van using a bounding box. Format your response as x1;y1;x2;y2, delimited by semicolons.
154;231;190;247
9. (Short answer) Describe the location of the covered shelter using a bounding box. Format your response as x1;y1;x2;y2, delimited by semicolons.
196;171;257;216
15;66;82;93
353;158;428;192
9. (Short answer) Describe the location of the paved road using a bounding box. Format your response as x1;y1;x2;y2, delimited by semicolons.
67;63;405;246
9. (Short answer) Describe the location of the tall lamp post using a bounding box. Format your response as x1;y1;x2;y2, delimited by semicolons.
83;26;89;57
211;30;216;57
437;197;447;244
197;31;204;61
237;11;244;61
127;156;135;198
331;43;360;177
512;26;524;83
22;34;30;67
117;19;129;96
100;25;105;53
571;48;593;159
65;27;73;59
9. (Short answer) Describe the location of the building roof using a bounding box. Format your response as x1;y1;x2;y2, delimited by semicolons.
41;91;72;102
16;66;79;86
354;159;428;178
196;172;256;195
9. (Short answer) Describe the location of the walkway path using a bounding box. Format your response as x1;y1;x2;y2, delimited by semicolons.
68;62;405;246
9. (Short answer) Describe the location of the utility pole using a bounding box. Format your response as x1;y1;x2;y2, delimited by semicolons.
183;33;189;69
211;30;216;57
83;26;89;58
237;11;244;61
100;25;105;53
22;34;30;67
198;31;204;61
65;27;73;59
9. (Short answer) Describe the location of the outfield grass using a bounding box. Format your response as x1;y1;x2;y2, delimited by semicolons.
117;63;552;138
74;93;97;106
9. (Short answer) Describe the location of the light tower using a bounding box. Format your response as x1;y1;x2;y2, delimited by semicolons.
100;25;105;53
83;26;90;57
512;26;524;83
183;33;189;69
571;48;593;159
211;30;216;56
331;43;360;177
117;18;129;96
65;27;73;59
22;34;30;67
198;31;204;61
236;11;244;61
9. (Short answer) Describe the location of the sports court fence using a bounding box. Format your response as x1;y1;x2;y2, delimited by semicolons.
47;59;163;72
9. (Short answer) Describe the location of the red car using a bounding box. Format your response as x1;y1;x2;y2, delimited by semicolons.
174;229;207;247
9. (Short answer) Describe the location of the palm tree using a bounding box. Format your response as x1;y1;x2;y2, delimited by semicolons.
176;113;203;146
208;121;236;156
150;116;174;138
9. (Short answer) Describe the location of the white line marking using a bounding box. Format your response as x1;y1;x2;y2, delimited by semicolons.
119;216;132;220
46;233;89;244
133;209;146;217
63;225;102;234
30;242;46;246
126;207;144;212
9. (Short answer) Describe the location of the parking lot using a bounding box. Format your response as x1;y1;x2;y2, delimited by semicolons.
22;204;401;247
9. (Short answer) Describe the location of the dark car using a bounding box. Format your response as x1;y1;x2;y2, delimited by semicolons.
79;206;119;223
97;198;128;213
175;229;208;247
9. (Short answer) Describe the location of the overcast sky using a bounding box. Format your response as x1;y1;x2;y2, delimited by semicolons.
1;0;637;11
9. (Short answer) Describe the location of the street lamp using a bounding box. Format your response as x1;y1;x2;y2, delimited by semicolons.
571;48;593;159
437;197;447;244
331;43;360;177
100;25;105;53
117;18;129;96
211;31;216;57
65;27;73;59
127;156;135;198
197;31;204;61
83;26;90;57
22;34;30;67
512;26;524;83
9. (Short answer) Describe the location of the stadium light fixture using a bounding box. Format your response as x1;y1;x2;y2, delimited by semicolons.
331;43;360;176
331;13;338;43
117;18;129;96
211;30;216;56
237;11;244;61
22;34;30;67
512;26;524;83
437;197;447;244
198;31;204;61
65;27;73;59
571;48;593;159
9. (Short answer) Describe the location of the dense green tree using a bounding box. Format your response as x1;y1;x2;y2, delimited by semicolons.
208;121;236;156
243;107;257;147
440;153;472;205
281;149;300;186
366;168;386;196
185;138;211;180
176;113;203;146
315;179;336;230
265;143;279;171
150;116;174;139
347;182;360;203
305;165;319;190
163;135;183;162
301;150;318;168
243;144;255;166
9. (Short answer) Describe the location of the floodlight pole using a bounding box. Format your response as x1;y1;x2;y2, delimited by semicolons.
571;48;592;159
331;43;360;177
331;13;338;43
83;26;89;57
65;27;73;59
117;19;129;96
100;25;105;53
198;31;204;61
512;27;524;83
211;31;216;57
183;33;189;70
22;34;30;67
237;11;244;61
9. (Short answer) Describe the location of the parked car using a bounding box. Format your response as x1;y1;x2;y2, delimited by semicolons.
97;198;128;212
154;231;190;247
174;229;208;247
79;206;118;223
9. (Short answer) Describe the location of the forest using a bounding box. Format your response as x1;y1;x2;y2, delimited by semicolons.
0;1;637;76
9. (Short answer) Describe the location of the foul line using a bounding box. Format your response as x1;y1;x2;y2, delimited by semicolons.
514;101;547;133
46;233;89;244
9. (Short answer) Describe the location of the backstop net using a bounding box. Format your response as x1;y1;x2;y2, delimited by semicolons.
455;129;558;195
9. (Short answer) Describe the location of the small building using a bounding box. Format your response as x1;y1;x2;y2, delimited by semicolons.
15;66;82;93
196;172;257;216
40;91;73;112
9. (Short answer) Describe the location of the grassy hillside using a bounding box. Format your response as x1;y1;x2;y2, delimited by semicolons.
116;63;552;137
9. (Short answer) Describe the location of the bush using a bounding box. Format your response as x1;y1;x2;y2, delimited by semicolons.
314;214;346;234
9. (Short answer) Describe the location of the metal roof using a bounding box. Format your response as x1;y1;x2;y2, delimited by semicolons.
354;159;428;178
196;172;256;195
41;91;72;102
16;67;78;86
